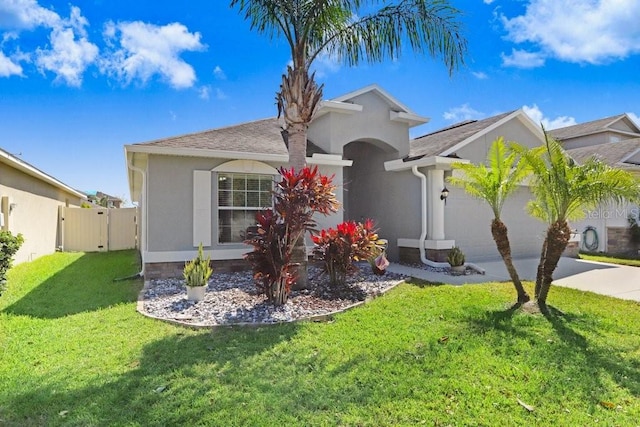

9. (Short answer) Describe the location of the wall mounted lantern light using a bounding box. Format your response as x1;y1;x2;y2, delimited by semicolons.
440;187;449;204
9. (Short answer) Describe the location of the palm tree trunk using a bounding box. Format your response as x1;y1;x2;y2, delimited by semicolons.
491;218;530;303
537;220;571;308
534;237;548;299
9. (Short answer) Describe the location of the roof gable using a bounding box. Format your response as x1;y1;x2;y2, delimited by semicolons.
331;84;416;114
566;137;640;168
550;114;640;141
408;110;541;159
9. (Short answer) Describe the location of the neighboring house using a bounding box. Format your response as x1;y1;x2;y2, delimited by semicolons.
85;191;123;208
0;147;85;264
551;114;640;254
126;85;551;279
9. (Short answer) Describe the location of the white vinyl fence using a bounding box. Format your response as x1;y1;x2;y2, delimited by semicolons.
60;207;138;252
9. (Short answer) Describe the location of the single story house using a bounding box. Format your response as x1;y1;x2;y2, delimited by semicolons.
551;114;640;254
0;147;85;264
126;85;550;279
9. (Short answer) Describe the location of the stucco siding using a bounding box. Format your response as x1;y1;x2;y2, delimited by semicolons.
561;132;619;150
145;154;345;256
444;186;546;261
309;92;410;156
0;163;81;264
456;120;543;164
343;141;421;261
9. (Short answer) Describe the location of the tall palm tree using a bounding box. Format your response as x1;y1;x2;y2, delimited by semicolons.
231;0;467;288
230;0;467;170
449;137;531;304
513;132;640;310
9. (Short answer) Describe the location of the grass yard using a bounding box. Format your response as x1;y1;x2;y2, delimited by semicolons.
1;251;639;426
579;252;640;267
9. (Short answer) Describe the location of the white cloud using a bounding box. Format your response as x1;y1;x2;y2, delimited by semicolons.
501;0;640;65
471;71;488;80
213;65;226;80
198;85;210;100
522;104;576;130
443;104;484;123
0;50;22;76
0;0;60;30
35;7;98;86
100;21;205;89
311;50;341;78
484;0;496;4
0;3;98;86
501;48;545;68
215;88;227;100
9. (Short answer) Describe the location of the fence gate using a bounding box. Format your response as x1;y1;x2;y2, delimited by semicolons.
61;207;138;252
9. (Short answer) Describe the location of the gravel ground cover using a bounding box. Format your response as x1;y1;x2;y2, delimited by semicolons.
141;265;406;326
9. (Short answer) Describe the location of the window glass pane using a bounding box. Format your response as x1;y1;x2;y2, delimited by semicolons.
217;172;274;243
218;190;231;207
218;211;232;243
233;192;246;207
260;176;272;192
218;174;231;190
260;192;272;207
247;192;260;207
247;177;260;191
232;175;246;191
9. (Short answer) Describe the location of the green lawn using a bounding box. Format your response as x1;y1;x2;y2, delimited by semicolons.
579;252;640;267
1;251;639;426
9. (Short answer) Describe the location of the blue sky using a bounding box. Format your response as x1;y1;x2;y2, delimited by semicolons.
1;0;639;204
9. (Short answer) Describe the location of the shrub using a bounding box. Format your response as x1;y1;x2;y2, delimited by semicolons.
244;166;339;306
311;219;383;286
447;246;465;267
183;243;212;287
0;230;24;295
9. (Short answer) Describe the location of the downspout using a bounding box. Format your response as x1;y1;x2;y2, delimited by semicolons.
411;166;449;268
128;157;147;278
411;166;485;274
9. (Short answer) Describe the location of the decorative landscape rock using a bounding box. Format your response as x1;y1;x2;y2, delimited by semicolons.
141;265;405;327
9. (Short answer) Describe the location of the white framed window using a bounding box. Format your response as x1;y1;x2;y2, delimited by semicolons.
217;173;273;243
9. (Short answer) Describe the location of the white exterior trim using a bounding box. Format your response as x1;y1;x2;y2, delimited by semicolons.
385;156;468;172
124;144;289;163
397;238;456;250
390;111;429;127
212;159;279;174
307;153;353;167
144;248;252;263
316;100;363;116
193;170;212;247
441;109;544;157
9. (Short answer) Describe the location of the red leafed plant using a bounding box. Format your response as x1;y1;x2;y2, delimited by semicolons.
311;219;384;286
244;166;339;306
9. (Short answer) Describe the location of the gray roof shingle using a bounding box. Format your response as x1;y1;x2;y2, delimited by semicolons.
566;137;640;167
133;117;289;156
409;111;515;158
550;114;628;141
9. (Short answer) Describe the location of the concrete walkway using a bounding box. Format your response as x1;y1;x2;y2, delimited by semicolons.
386;257;640;302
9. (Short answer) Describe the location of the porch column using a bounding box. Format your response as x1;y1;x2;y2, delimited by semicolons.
428;169;446;240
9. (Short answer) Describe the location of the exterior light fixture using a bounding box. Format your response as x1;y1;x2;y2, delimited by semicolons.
440;187;449;204
9;203;17;213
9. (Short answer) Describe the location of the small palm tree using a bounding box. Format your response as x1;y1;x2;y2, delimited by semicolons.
513;131;640;310
449;137;531;304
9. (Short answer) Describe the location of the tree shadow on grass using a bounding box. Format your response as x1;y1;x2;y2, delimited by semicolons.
464;302;640;412
1;323;319;426
2;251;141;319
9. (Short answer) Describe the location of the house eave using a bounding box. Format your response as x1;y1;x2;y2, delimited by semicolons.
0;148;86;200
390;111;430;127
124;144;289;162
307;153;353;167
384;155;469;172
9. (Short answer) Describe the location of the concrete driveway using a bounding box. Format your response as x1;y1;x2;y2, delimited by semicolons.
388;257;640;302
